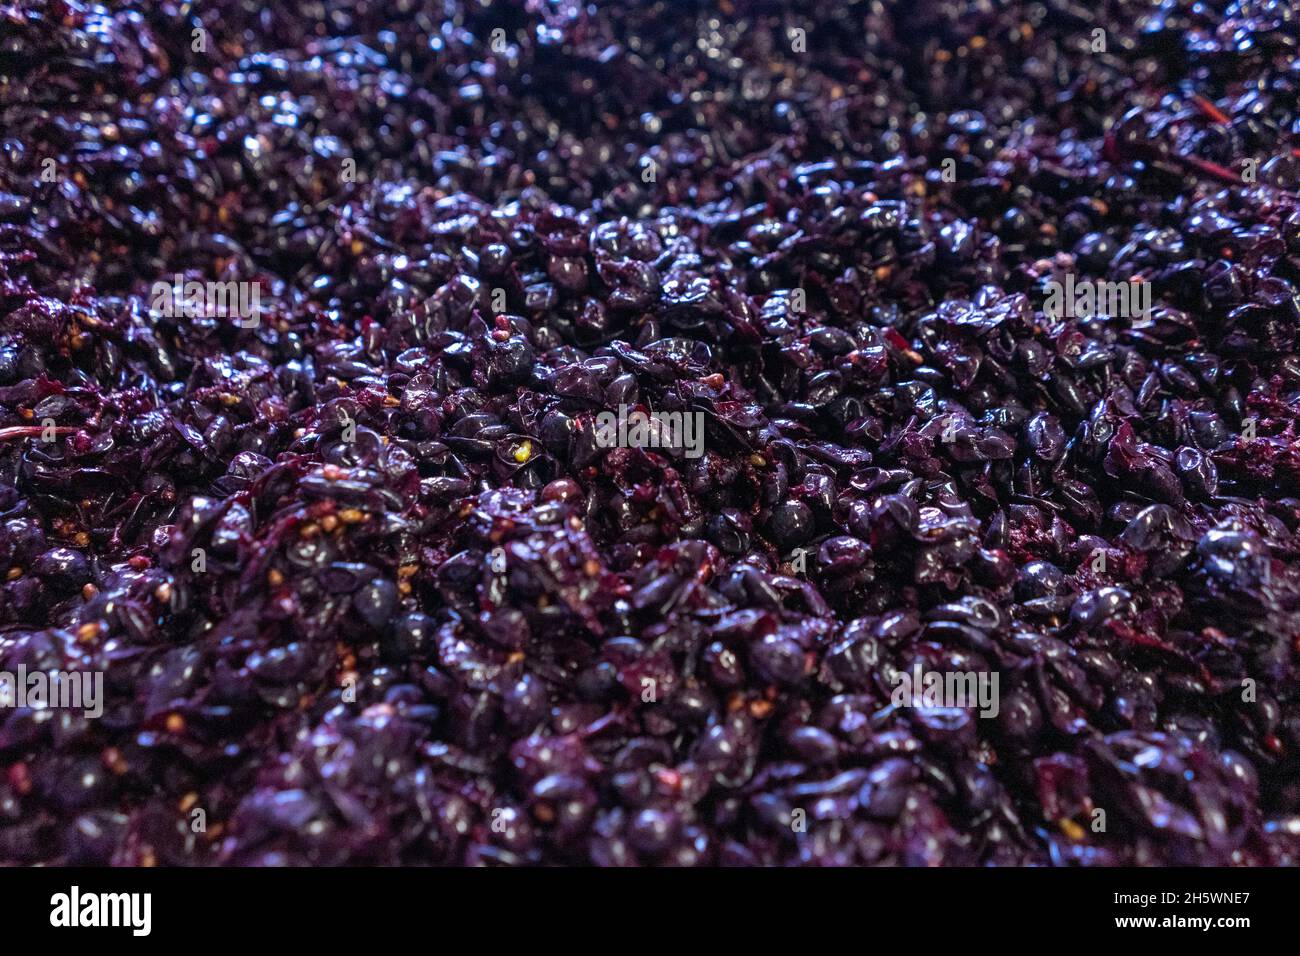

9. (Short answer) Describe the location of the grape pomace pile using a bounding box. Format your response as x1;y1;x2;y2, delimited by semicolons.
1;1;1299;866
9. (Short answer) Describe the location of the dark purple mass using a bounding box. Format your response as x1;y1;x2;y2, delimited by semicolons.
0;0;1299;866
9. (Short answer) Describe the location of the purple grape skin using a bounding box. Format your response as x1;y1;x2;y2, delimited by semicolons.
0;0;1298;869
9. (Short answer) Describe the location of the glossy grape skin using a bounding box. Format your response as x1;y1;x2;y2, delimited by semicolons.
0;0;1298;869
